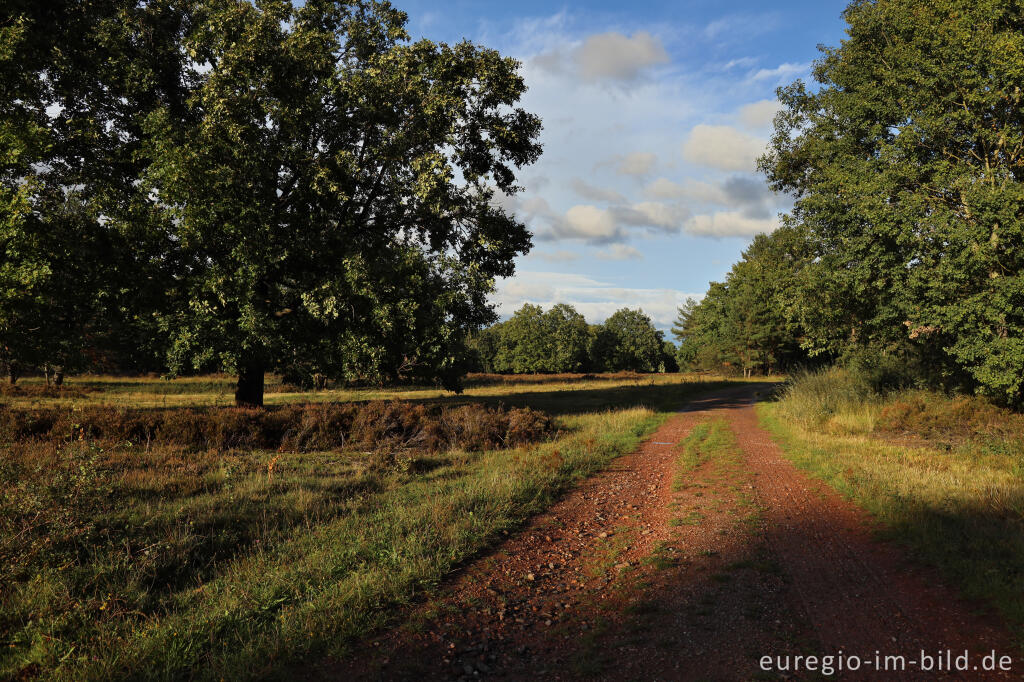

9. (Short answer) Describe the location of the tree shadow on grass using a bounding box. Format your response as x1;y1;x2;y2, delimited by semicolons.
407;380;775;417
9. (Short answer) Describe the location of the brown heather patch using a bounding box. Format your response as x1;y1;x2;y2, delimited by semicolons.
0;400;556;454
876;391;1024;442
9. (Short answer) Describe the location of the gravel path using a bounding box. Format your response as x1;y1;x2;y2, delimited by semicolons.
316;385;1017;680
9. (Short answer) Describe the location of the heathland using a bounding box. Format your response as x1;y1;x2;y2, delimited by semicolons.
1;372;738;680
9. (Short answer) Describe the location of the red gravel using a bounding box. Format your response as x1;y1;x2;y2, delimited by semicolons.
313;384;1018;681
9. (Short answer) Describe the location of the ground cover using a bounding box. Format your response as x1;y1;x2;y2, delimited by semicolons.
0;374;737;680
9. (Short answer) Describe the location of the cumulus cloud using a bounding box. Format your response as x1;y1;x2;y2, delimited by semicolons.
493;271;704;329
643;176;780;219
574;31;669;81
738;99;782;128
563;204;620;241
615;152;657;176
534;31;669;83
682;124;767;172
569;178;627;203
686;211;779;237
595;244;643;261
540;201;690;243
621;202;690;230
643;177;709;201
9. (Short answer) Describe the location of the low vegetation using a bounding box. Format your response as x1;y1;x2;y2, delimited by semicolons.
761;369;1024;639
673;419;735;483
0;400;554;454
0;374;732;680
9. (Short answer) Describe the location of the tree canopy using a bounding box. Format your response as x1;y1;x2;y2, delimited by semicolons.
470;304;674;374
490;303;590;373
2;0;542;404
590;308;667;373
760;0;1024;403
673;227;809;377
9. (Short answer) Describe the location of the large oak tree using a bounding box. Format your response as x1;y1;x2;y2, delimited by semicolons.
139;0;541;405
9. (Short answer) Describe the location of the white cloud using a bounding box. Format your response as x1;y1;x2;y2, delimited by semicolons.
615;152;657;176
563;204;619;241
595;244;643;261
493;271;704;329
531;249;580;263
643;176;782;220
622;202;689;230
540;201;690;243
643;177;689;200
721;56;758;70
682;124;767;172
748;62;809;84
575;31;669;81
686;211;780;237
738;99;782;128
570;178;626;203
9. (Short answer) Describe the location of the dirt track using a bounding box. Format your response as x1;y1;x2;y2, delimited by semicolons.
319;384;1017;680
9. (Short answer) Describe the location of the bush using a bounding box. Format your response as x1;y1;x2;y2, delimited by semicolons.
0;401;557;454
845;350;922;394
876;392;1024;441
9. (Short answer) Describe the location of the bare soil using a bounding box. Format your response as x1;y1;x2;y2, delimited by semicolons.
314;384;1018;680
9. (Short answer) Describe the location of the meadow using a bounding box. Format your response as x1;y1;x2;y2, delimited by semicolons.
761;368;1024;641
1;372;738;680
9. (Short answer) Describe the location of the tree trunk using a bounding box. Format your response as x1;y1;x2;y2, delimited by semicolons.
53;367;64;387
235;360;266;407
7;365;16;385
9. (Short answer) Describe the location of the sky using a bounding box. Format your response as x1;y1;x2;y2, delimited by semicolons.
398;1;850;332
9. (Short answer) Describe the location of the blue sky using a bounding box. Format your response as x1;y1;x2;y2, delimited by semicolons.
399;1;850;331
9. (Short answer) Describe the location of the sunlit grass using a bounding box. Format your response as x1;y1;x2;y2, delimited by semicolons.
2;372;767;410
672;419;736;488
759;399;1024;643
0;374;744;680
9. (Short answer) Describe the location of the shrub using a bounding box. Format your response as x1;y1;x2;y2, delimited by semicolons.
876;392;1024;441
0;401;557;454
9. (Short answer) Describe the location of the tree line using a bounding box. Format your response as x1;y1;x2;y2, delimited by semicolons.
1;0;541;405
469;304;678;374
676;0;1024;407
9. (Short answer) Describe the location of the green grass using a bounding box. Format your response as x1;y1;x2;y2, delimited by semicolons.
1;374;739;680
673;418;736;491
759;397;1024;643
2;371;752;411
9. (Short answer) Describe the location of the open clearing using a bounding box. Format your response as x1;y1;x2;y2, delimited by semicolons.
5;376;1021;680
1;373;738;680
324;384;1018;680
